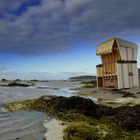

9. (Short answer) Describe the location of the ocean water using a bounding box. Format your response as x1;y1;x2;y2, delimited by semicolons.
0;80;80;140
0;80;80;105
0;110;48;140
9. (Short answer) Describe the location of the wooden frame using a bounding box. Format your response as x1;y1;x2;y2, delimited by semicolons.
96;37;138;89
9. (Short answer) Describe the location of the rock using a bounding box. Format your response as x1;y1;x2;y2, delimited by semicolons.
112;89;136;98
1;79;8;82
99;105;140;130
37;96;100;118
98;105;115;117
36;96;140;130
8;81;33;87
114;105;140;130
4;95;139;131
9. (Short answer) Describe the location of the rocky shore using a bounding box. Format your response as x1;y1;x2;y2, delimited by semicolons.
1;79;140;140
0;80;34;87
3;96;140;140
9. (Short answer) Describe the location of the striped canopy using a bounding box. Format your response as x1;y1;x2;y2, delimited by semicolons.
96;38;115;55
96;37;137;55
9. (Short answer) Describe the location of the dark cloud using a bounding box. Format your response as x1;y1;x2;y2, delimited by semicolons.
0;0;140;55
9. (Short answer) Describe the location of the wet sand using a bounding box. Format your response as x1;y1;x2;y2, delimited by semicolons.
44;119;66;140
74;87;140;99
0;111;48;140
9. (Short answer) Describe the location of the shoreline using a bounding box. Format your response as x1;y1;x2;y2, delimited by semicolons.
0;80;140;140
44;119;66;140
2;95;140;140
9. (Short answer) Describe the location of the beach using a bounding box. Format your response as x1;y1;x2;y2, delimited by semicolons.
0;80;79;140
44;119;66;140
0;79;140;140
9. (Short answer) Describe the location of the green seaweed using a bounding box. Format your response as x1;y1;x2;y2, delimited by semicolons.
3;98;140;140
64;121;140;140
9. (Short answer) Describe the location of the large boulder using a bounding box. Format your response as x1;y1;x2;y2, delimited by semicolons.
99;105;140;130
37;96;100;118
114;105;140;130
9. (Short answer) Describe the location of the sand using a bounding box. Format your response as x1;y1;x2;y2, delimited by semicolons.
75;87;140;99
99;97;140;107
44;119;66;140
75;88;122;99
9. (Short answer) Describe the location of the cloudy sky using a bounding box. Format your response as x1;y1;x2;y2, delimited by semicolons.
0;0;140;79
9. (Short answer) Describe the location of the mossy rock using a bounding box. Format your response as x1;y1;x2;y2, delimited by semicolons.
63;121;140;140
3;96;140;140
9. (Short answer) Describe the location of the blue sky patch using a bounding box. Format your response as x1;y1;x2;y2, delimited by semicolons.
12;0;41;16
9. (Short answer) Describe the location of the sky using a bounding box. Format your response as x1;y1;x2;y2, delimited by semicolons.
0;0;140;80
